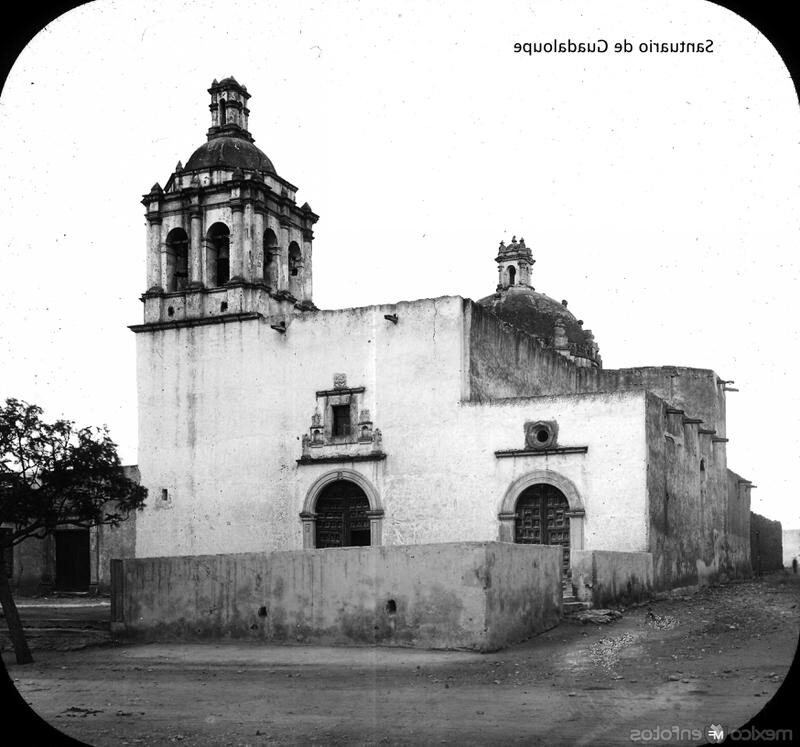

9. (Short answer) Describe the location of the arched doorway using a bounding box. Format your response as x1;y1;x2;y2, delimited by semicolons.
514;484;570;574
314;480;371;548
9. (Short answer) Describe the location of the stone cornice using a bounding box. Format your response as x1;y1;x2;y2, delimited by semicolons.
315;386;366;398
296;451;386;465
129;312;263;333
494;446;588;458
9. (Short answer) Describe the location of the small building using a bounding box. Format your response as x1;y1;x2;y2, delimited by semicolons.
127;77;755;607
4;466;139;596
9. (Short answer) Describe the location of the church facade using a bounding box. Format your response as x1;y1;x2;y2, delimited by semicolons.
130;78;753;596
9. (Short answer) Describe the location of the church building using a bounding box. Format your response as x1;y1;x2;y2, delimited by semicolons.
129;77;753;600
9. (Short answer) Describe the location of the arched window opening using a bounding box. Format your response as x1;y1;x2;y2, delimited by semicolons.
514;483;570;574
288;242;302;277
314;480;371;548
263;228;278;285
219;99;227;125
165;228;189;292
206;223;230;286
508;265;517;286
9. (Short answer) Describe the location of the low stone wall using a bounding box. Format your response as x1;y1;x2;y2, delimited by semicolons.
571;550;654;607
113;542;561;651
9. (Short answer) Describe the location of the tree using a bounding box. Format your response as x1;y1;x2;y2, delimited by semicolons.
0;399;146;664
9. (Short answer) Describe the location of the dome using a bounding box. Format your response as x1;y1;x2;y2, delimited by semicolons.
477;285;588;347
185;136;276;174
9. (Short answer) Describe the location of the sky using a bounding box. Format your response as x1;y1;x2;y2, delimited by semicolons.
1;0;798;526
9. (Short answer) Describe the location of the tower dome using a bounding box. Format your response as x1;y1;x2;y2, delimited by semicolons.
184;137;276;173
476;236;602;368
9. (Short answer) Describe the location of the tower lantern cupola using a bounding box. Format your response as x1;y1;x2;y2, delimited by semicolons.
207;77;253;141
495;235;534;291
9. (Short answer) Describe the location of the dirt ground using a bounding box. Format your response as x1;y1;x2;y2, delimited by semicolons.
3;572;799;746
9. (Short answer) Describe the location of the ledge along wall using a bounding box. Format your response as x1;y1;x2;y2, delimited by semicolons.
111;542;561;652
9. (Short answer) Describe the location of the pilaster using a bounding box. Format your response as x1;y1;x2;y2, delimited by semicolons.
253;207;266;283
243;201;255;282
302;229;314;302
278;217;291;292
146;217;163;291
229;199;245;282
189;208;203;288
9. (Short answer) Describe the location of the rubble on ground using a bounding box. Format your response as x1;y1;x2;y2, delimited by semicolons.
566;608;623;625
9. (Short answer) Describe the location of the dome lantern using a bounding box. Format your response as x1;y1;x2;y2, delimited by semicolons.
478;236;602;369
495;235;534;291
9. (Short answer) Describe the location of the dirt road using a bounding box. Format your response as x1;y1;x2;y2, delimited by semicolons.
3;572;799;746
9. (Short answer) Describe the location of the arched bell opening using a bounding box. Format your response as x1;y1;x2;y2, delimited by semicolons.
164;228;189;292
263;228;278;287
206;222;230;286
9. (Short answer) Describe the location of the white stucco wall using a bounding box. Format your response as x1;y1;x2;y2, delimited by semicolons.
135;295;648;558
396;389;649;551
135;296;467;557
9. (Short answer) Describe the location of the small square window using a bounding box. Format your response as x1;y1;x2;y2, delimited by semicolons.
332;405;351;437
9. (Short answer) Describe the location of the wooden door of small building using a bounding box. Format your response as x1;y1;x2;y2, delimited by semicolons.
314;480;371;548
514;484;570;573
55;529;90;591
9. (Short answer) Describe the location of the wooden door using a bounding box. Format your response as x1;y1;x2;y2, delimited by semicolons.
315;481;371;548
55;529;90;591
514;484;570;573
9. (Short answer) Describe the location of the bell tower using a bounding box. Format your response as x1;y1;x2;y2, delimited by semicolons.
495;236;534;291
138;77;319;327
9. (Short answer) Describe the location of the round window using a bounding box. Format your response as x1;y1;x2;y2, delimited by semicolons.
524;420;557;450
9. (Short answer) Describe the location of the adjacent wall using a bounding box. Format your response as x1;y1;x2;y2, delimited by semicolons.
750;512;783;574
645;393;750;590
466;299;727;436
114;542;562;651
